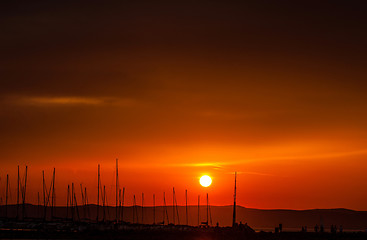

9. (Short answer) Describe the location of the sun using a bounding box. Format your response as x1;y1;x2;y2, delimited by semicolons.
199;175;212;187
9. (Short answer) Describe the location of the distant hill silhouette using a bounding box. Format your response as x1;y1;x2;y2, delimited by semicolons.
1;205;367;231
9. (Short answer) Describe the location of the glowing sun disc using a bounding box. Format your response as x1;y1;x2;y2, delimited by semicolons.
200;175;212;187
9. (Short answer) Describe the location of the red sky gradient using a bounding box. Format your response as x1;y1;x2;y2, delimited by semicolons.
0;1;367;210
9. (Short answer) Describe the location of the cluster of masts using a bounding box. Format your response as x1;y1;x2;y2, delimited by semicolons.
2;166;29;220
1;160;238;227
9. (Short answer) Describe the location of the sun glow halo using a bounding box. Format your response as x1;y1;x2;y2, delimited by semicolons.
200;175;212;187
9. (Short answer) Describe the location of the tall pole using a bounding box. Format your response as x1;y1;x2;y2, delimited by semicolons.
153;194;155;224
118;189;121;222
97;164;100;222
172;187;175;225
5;174;8;218
232;172;237;227
22;166;28;220
185;189;188;225
133;194;136;223
163;192;169;224
72;183;75;221
43;170;46;221
163;192;165;224
103;185;106;222
37;192;40;218
17;165;19;219
74;192;80;222
175;189;180;225
206;193;209;226
51;168;55;219
198;195;200;226
121;187;125;222
116;159;118;223
85;187;90;220
80;184;85;219
142;193;144;224
66;185;70;219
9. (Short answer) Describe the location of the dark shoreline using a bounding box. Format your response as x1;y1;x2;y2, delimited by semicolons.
1;229;367;240
2;204;367;231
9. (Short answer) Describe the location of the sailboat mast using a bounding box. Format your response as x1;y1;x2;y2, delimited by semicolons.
232;171;237;227
116;158;118;223
17;165;19;219
185;189;188;225
37;191;40;218
133;194;136;223
43;170;46;221
153;194;155;224
197;195;200;226
172;187;175;225
5;174;8;218
22;166;27;220
163;191;169;224
66;185;70;219
97;164;100;222
51;168;55;219
142;193;144;224
206;193;209;226
103;185;106;221
121;187;125;222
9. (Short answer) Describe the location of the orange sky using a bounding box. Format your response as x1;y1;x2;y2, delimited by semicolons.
0;1;366;210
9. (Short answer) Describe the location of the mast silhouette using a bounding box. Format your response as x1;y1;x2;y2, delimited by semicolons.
97;164;100;222
5;174;8;218
80;184;85;219
133;194;138;223
153;194;155;224
85;187;90;220
174;188;180;224
232;171;237;227
206;193;209;226
118;189;121;222
16;166;19;219
163;192;169;224
66;185;70;219
37;192;40;218
197;195;200;226
121;187;125;222
22;166;28;220
42;170;46;221
172;187;175;224
185;189;188;225
116;159;118;223
51;168;55;219
142;193;144;224
103;185;106;222
72;183;75;221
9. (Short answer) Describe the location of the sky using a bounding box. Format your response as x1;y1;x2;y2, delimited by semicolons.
0;1;367;210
